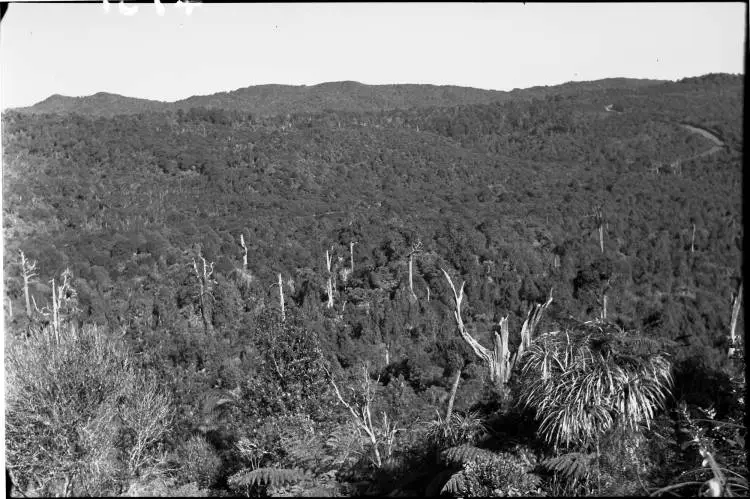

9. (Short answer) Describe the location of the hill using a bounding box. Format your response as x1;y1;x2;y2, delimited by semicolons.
13;77;668;118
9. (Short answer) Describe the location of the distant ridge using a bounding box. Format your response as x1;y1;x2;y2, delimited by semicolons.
11;77;675;118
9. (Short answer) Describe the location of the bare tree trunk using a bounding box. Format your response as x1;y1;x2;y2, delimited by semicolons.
599;224;604;254
51;279;59;343
350;241;355;275
326;249;334;309
278;273;285;322
691;224;696;254
445;367;462;421
442;269;552;388
426;285;431;303
493;318;511;384
409;254;417;300
602;293;608;321
240;234;248;269
729;282;742;356
192;257;215;333
19;250;37;319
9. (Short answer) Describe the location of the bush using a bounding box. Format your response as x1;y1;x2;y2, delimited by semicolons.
5;323;174;496
173;435;222;488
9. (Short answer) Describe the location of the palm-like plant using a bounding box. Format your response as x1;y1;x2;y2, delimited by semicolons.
518;320;673;449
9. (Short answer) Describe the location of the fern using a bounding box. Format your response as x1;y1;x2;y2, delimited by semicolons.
541;452;596;481
227;467;304;493
440;470;469;496
440;445;496;467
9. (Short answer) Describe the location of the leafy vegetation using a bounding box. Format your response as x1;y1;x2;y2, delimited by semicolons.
3;73;744;496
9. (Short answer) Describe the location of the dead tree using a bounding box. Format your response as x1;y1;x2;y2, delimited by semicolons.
326;364;384;468
240;234;248;270
729;282;742;357
445;367;462;421
19;250;37;318
441;269;552;387
591;205;605;254
192;255;216;332
691;223;696;254
277;273;286;322
43;268;77;344
649;160;662;175
408;240;423;301
325;249;334;309
350;241;357;275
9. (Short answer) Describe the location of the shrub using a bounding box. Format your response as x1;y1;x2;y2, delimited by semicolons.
437;445;542;497
174;435;222;488
5;323;173;496
518;320;673;449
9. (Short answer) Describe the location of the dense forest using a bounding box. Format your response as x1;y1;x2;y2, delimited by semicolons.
3;73;745;497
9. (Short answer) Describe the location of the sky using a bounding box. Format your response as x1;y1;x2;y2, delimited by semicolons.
0;2;746;109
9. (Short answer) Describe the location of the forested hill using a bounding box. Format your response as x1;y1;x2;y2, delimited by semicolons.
2;72;744;497
14;77;667;118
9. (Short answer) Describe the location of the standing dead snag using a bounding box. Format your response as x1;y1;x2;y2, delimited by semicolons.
729;282;742;357
276;273;286;322
240;234;248;270
592;205;605;254
441;269;552;387
408;240;423;301
325;249;334;309
691;223;696;254
192;255;216;333
445;367;462;421
19;250;38;319
41;268;78;344
325;364;383;468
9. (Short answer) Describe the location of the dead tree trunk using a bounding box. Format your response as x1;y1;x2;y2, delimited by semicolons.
691;223;696;254
19;250;37;319
192;256;215;333
593;205;605;254
278;273;286;322
326;249;334;309
729;282;742;357
240;234;248;270
408;241;422;301
445;367;462;421
442;269;552;387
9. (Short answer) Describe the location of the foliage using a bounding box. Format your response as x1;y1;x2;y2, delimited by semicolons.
437;445;542;497
5;323;173;496
1;74;743;497
172;435;223;488
423;411;487;450
518;320;673;449
243;311;331;419
227;467;305;496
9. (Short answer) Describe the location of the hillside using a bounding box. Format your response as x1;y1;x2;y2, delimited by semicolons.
2;73;744;497
13;77;668;118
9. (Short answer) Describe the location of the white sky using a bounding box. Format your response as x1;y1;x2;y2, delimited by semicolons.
0;2;746;109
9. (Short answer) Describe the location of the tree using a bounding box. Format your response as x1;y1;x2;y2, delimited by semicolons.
191;255;216;333
18;250;38;319
441;268;552;390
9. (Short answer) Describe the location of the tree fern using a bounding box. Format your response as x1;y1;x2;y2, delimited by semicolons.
227;467;304;494
440;470;469;496
541;451;596;481
440;445;496;467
